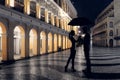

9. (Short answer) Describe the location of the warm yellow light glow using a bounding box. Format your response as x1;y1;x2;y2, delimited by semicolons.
40;31;46;54
0;26;2;34
81;34;85;37
10;0;14;7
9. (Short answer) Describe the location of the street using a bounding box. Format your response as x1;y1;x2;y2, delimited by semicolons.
0;46;120;80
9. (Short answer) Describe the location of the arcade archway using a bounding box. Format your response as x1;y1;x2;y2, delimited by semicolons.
48;33;52;53
29;29;37;56
63;36;65;49
54;34;57;52
14;26;25;60
0;22;7;61
58;35;62;49
40;31;46;54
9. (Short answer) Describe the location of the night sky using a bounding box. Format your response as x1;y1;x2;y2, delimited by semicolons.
71;0;113;22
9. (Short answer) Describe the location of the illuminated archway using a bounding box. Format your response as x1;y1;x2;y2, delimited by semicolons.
14;26;25;60
40;31;46;54
48;33;52;53
58;35;61;49
0;22;7;61
63;36;66;49
29;29;37;56
66;37;68;49
54;34;57;52
68;39;72;48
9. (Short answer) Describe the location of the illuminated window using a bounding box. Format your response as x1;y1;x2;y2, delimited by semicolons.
54;16;57;26
30;1;36;18
41;8;45;21
48;12;51;24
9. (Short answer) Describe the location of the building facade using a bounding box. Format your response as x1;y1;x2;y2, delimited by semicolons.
92;0;120;47
0;0;78;62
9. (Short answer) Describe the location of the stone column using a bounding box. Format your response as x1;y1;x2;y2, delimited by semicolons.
24;0;30;15
45;9;48;23
7;21;14;61
25;27;30;58
46;32;48;53
36;4;41;19
37;31;40;55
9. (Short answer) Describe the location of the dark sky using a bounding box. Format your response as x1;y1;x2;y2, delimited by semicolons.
71;0;113;22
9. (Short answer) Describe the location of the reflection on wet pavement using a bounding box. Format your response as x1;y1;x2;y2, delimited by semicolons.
0;47;120;80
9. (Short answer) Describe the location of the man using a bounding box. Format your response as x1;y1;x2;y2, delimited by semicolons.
82;27;91;74
65;30;77;72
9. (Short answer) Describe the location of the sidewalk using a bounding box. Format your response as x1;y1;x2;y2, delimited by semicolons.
0;47;120;80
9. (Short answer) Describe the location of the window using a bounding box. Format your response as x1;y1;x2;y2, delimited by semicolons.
109;30;113;36
14;0;24;13
48;12;51;24
30;1;36;17
41;8;45;21
109;22;113;28
116;29;118;35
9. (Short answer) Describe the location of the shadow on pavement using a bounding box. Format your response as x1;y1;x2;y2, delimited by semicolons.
87;72;120;79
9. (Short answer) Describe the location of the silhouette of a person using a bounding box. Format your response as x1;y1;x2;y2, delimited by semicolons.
65;30;77;72
77;36;83;47
82;27;91;74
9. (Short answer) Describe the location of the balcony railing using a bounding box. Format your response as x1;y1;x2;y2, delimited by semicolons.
13;1;24;13
40;8;45;21
30;9;36;18
30;1;36;18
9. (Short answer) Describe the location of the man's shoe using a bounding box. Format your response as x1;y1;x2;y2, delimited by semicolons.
72;69;76;72
65;66;67;72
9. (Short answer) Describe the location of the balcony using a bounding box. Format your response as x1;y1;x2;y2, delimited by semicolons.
13;0;24;13
29;10;36;18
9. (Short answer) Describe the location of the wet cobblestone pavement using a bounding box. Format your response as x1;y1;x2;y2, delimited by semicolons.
0;47;120;80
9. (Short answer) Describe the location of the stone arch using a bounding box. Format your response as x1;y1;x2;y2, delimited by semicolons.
54;34;57;52
40;31;46;54
48;32;52;53
0;22;7;61
65;36;68;49
13;26;25;60
63;36;66;49
29;28;37;56
58;34;62;49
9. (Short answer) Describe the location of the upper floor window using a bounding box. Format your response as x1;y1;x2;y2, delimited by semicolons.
109;22;113;28
14;0;24;13
30;1;36;18
48;12;51;24
109;30;113;36
41;8;45;21
116;29;118;36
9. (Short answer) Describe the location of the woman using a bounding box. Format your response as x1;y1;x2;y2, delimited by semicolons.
65;30;77;72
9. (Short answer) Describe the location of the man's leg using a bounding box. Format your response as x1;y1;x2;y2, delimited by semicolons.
85;51;91;73
71;51;76;72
